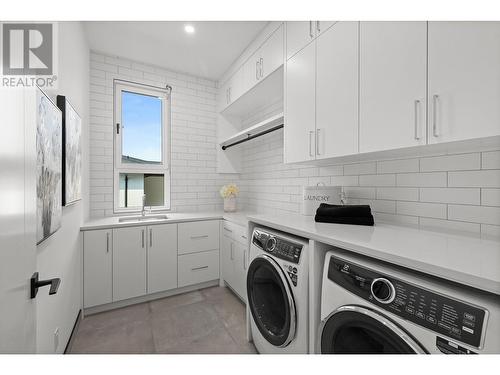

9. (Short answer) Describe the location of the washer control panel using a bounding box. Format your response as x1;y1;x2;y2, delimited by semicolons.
252;229;303;264
328;256;487;349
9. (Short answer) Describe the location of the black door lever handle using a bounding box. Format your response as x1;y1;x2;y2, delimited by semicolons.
30;272;61;299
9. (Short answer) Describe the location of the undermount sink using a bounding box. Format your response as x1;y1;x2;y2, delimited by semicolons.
118;214;169;223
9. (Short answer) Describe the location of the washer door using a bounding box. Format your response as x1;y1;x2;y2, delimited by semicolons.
247;254;296;347
320;306;427;354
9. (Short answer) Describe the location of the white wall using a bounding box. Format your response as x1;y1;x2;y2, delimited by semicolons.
237;101;500;239
35;22;89;353
88;51;234;217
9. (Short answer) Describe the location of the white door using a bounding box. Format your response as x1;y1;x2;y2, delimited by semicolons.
0;89;37;353
113;226;147;301
221;233;235;286
428;21;500;144
286;21;315;60
315;21;337;36
243;50;261;91
284;41;316;163
359;22;427;153
147;224;177;294
316;21;359;159
260;23;284;80
83;230;112;308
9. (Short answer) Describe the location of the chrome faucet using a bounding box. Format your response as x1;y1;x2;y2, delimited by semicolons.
141;194;147;216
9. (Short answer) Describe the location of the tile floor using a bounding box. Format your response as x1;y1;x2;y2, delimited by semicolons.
70;286;257;354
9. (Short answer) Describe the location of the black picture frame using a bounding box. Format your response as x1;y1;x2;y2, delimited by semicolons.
57;95;82;206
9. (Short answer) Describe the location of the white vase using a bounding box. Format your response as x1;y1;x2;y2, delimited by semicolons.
224;196;237;212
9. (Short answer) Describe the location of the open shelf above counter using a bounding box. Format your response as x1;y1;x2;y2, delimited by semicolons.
220;112;284;150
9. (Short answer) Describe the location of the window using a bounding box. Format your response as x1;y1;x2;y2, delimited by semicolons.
114;80;170;212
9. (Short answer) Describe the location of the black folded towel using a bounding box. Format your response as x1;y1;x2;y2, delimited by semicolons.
314;203;374;226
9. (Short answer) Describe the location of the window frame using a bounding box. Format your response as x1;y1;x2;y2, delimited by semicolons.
113;80;171;213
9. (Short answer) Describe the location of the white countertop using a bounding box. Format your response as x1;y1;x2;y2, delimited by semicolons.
80;211;254;231
247;213;500;295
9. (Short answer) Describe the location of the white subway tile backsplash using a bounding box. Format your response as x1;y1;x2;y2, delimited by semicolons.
481;189;500;206
448;170;500;188
359;174;396;187
396;172;447;187
482;150;500;170
344;187;376;200
396;201;447;219
419;188;480;205
418;218;481;235
377;158;419;174
480;224;500;239
376;187;419;201
420;153;480;172
448;205;500;225
344;162;376;176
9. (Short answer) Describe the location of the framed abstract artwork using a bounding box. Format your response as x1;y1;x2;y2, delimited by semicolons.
36;88;62;244
57;95;82;206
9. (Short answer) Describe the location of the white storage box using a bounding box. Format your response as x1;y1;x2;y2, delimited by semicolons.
301;185;342;215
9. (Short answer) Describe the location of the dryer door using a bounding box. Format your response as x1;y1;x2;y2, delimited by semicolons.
247;254;296;347
320;305;427;354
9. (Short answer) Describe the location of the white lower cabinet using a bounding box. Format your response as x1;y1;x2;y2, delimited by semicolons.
113;226;147;301
147;224;178;294
220;221;248;302
83;229;112;308
83;219;220;309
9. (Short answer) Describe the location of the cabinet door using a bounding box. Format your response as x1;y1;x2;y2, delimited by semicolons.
316;21;359;159
315;21;337;36
284;41;316;163
229;67;245;104
260;23;284;80
428;22;500;144
286;21;315;60
113;226;147;301
233;242;248;302
243;50;260;91
359;22;427;153
221;233;235;286
83;229;112;308
147;224;177;294
218;80;229;112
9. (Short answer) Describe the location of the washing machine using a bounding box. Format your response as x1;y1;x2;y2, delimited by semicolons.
319;249;500;354
247;227;309;354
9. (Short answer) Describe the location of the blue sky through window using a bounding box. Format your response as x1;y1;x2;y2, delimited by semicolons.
122;91;162;163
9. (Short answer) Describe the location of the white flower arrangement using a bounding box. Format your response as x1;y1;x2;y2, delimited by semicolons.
219;184;239;199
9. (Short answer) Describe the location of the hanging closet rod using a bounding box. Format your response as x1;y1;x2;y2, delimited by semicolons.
221;123;284;150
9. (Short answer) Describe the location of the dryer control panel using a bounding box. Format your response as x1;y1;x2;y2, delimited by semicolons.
328;256;487;349
252;229;303;264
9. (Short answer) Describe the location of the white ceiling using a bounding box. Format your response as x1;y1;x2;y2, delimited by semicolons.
83;21;268;81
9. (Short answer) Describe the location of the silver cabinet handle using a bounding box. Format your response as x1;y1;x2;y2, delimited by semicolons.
432;94;439;137
226;88;228;104
316;128;321;156
241;235;247;239
260;57;263;78
190;235;209;239
309;21;314;38
191;265;208;271
141;229;145;248
309;130;314;157
223;227;232;233
414;100;421;140
228;87;231;103
230;242;234;260
243;250;247;270
256;60;259;80
106;232;109;253
316;21;320;33
149;228;153;247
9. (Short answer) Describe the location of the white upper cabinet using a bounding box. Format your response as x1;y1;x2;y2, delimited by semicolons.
316;22;359;159
242;49;261;91
147;224;177;294
359;22;427;153
428;22;500;144
284;41;316;163
286;21;315;60
259;24;284;80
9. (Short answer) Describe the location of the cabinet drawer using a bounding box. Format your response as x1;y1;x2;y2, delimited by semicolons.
178;250;220;287
178;220;220;255
222;221;248;245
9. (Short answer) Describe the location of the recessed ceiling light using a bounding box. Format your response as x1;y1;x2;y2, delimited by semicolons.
184;24;195;34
